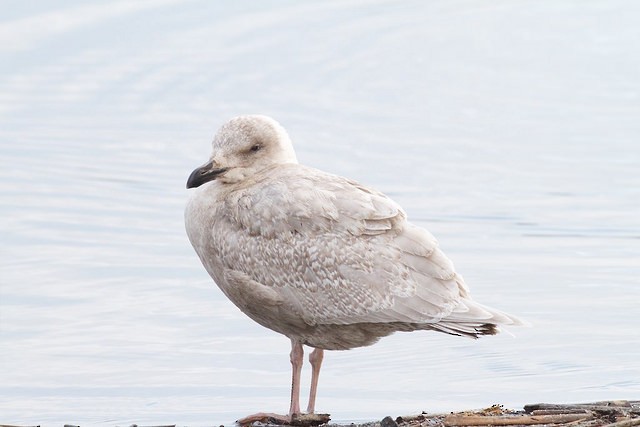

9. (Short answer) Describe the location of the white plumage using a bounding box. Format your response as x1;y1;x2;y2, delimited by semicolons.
185;115;522;423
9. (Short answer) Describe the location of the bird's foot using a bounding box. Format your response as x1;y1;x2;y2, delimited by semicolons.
236;412;330;426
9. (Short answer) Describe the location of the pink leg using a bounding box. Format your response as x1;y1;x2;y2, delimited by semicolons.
288;339;304;416
237;340;305;425
306;348;324;414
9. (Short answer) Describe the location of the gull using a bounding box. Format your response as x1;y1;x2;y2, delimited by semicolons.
185;115;522;424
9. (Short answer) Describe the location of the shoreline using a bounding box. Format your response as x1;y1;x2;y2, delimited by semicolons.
2;401;637;427
238;400;640;427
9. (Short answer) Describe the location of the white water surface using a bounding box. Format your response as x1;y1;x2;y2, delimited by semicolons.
1;1;639;426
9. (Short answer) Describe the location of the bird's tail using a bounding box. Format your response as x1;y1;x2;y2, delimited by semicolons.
430;299;527;339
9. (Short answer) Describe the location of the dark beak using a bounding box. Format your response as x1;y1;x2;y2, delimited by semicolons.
186;161;228;189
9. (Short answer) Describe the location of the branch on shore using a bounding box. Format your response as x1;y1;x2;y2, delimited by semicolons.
393;400;640;427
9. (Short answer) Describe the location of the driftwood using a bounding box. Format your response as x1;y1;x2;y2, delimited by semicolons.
237;413;332;427
443;413;593;426
391;401;640;427
233;401;639;427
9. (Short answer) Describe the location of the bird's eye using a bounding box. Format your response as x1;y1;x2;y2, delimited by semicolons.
250;144;262;152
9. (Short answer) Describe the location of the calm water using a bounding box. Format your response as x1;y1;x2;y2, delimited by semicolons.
1;1;639;425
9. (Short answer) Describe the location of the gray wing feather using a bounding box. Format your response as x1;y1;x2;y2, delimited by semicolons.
215;165;469;326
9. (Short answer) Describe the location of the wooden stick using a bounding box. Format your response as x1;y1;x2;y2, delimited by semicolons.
524;404;629;416
444;413;592;426
289;413;331;426
530;409;591;415
603;419;640;427
525;402;634;412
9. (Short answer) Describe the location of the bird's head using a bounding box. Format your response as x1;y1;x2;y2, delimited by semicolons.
186;115;298;188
